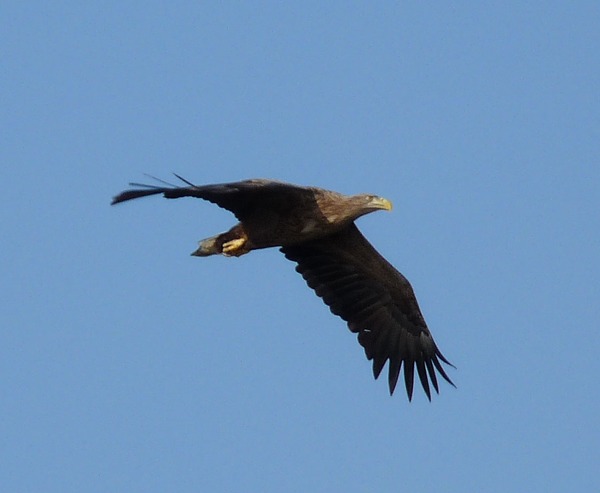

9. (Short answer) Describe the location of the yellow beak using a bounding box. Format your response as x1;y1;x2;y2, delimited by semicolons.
370;196;393;211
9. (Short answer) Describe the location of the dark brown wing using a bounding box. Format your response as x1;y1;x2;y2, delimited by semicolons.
111;175;315;223
281;223;454;401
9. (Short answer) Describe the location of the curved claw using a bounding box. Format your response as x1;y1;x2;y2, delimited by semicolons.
222;238;249;257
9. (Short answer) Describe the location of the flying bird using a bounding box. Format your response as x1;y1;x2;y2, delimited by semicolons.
112;176;455;400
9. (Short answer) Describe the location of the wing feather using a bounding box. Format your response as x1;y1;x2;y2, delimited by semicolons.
281;224;454;400
111;176;315;222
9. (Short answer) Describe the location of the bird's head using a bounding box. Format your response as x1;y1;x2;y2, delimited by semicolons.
341;193;393;223
362;194;393;212
317;190;393;225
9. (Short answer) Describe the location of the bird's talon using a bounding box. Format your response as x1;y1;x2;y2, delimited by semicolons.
222;238;247;257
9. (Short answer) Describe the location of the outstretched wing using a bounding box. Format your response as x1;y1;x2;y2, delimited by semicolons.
281;223;454;400
111;175;315;222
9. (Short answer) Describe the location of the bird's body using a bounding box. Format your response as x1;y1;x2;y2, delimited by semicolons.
112;176;454;400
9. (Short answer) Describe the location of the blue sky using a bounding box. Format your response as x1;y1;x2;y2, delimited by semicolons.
2;2;599;492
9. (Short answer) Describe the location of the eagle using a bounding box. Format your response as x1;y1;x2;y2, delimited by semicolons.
112;176;455;401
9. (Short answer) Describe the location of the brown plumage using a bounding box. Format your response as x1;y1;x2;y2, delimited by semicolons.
112;175;455;400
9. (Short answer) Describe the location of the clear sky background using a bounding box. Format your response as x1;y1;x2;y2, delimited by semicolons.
2;2;599;492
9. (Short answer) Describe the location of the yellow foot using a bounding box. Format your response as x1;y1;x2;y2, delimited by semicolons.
222;238;248;257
